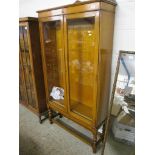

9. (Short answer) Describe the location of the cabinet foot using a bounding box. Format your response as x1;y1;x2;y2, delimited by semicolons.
50;120;53;124
59;113;63;118
38;111;48;124
101;122;106;142
48;109;53;124
92;145;97;153
39;115;42;124
92;133;97;153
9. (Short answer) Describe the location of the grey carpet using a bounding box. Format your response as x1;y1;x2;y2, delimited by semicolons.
19;104;134;155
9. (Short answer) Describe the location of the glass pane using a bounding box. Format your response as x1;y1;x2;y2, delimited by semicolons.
19;26;36;108
19;53;27;103
106;52;135;155
112;52;135;116
19;26;28;104
67;17;95;120
19;27;25;51
43;21;64;105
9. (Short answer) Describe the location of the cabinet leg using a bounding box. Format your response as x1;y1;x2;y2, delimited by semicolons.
39;115;42;124
48;109;53;124
92;133;97;153
59;113;63;118
101;123;106;142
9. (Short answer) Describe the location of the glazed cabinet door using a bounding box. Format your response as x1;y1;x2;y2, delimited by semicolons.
39;16;67;112
19;25;37;109
19;26;28;106
64;11;99;124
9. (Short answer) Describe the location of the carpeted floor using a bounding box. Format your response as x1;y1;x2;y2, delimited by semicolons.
19;104;134;155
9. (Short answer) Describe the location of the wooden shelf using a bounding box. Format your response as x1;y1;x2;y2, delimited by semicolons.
70;102;93;121
49;97;64;107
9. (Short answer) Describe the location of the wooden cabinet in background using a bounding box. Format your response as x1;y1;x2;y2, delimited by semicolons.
38;0;116;152
19;17;47;123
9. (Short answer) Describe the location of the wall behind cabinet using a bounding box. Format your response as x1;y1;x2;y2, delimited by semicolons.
19;0;135;96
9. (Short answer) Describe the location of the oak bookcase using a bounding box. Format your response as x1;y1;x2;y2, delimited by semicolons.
37;0;116;152
19;17;47;123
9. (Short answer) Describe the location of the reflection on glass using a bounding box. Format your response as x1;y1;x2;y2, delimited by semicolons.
67;17;95;120
43;21;64;105
112;53;135;116
108;52;135;155
115;53;135;97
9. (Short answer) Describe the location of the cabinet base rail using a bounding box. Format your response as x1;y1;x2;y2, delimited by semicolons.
48;109;106;153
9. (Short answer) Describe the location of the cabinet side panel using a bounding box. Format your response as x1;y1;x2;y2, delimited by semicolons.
97;10;115;126
28;21;47;113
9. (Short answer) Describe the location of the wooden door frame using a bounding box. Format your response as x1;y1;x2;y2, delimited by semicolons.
19;24;29;106
64;11;100;127
39;15;68;112
19;23;39;113
26;22;39;112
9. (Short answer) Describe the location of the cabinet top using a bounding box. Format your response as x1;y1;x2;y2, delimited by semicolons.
37;0;116;13
19;17;38;22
